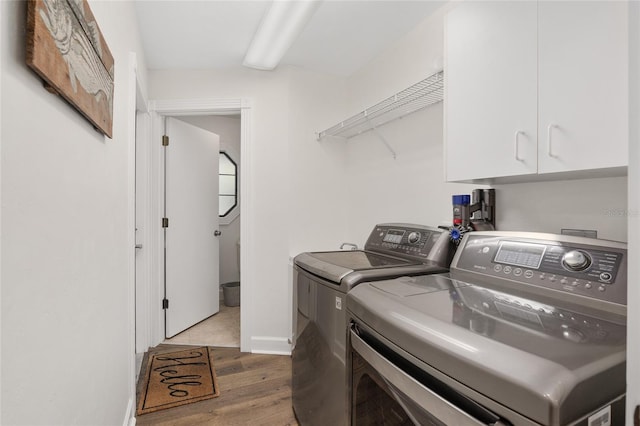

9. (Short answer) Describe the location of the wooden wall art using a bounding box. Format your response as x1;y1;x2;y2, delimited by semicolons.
26;0;114;138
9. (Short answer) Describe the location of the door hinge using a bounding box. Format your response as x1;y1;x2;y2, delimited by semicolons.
162;135;169;146
162;299;169;310
162;217;169;228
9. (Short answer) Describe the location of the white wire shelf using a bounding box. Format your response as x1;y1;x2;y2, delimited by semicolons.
317;70;444;141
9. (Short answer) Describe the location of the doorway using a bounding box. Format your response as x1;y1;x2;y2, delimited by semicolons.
134;98;253;355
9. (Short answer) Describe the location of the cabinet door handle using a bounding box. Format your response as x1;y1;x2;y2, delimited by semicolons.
547;123;558;158
514;130;525;161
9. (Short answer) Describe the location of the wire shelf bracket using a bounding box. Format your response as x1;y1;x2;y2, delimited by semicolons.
367;117;396;159
317;71;444;148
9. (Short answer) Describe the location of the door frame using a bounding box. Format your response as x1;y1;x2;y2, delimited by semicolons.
146;98;253;352
128;52;149;425
135;107;152;355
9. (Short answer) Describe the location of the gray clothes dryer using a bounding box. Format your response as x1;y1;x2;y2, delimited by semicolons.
347;231;627;425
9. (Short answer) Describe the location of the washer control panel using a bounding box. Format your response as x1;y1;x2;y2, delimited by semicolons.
364;224;446;260
453;232;627;306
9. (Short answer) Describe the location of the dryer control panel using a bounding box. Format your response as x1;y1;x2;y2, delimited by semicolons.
452;232;627;307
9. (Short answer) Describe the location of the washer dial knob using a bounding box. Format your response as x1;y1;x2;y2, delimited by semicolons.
407;232;421;244
562;250;591;271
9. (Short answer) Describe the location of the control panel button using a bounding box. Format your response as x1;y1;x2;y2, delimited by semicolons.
599;272;612;282
524;270;533;278
562;327;585;343
494;265;502;272
598;286;606;292
585;283;592;290
513;268;522;276
503;266;512;274
562;250;592;271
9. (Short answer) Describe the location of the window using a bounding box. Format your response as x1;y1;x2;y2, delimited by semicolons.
219;151;237;217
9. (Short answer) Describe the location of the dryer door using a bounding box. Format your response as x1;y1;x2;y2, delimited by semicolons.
349;325;508;426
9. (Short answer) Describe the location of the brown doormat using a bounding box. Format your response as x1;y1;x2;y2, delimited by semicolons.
136;346;220;416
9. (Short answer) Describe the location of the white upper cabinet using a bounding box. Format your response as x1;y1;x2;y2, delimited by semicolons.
445;1;628;183
537;1;628;174
445;2;538;182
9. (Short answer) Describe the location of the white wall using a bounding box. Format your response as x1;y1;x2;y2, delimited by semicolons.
178;115;242;285
0;1;147;424
495;177;627;242
343;4;486;244
342;3;628;245
288;69;349;254
149;66;346;352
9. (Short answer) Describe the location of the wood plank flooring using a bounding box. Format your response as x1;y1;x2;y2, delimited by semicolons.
136;345;299;426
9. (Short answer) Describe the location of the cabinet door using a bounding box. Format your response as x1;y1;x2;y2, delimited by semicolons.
538;2;628;174
445;1;538;182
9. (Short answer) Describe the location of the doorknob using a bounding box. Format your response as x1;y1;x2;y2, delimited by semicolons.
214;230;222;236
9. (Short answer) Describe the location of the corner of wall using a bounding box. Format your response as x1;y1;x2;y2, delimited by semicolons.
626;0;640;420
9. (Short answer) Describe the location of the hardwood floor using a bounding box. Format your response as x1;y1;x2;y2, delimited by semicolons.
136;345;299;426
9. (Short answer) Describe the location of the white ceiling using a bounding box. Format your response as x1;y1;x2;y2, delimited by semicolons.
134;1;445;76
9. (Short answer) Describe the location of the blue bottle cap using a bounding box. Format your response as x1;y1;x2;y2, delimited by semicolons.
452;195;470;205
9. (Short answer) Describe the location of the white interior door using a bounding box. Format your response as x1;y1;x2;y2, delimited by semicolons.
165;117;220;338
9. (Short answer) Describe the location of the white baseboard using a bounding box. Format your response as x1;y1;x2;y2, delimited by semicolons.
250;336;292;355
123;397;136;426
